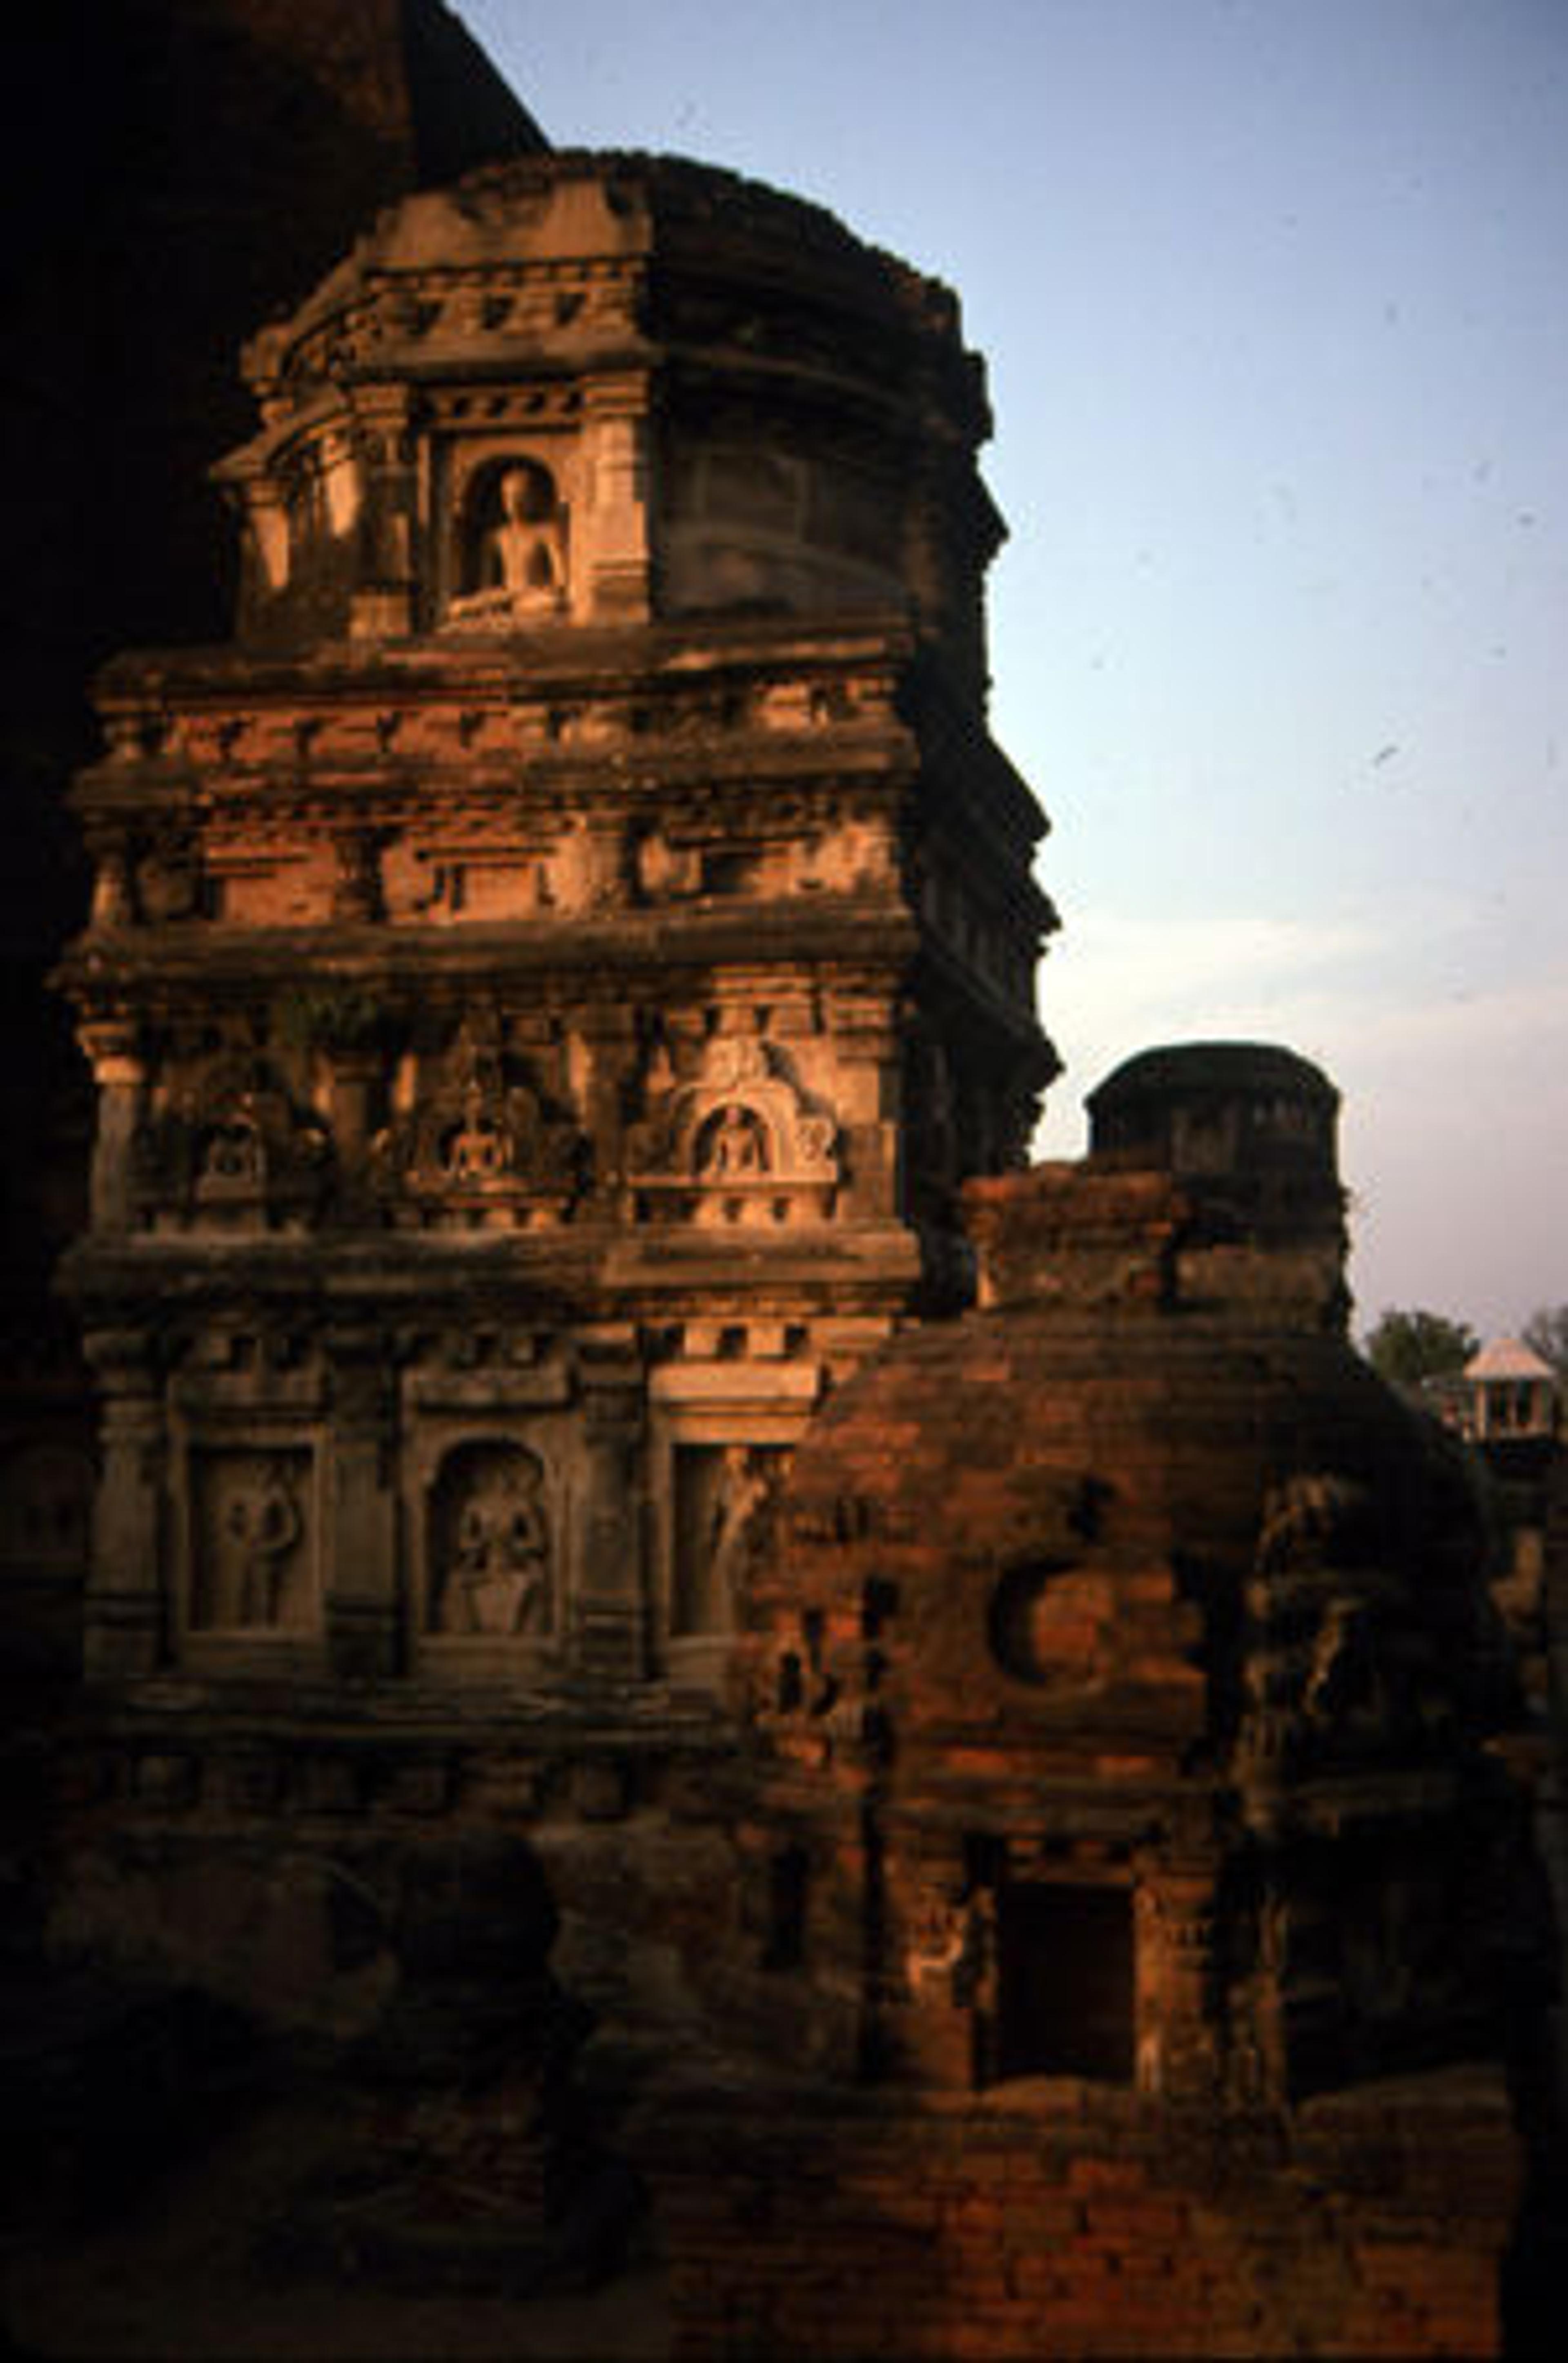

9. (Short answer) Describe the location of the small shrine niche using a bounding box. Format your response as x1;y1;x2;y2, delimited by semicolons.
627;1034;839;1226
447;457;568;626
426;1441;554;1639
671;1444;783;1639
133;1053;332;1235
371;1025;584;1230
695;1104;769;1183
189;1449;314;1634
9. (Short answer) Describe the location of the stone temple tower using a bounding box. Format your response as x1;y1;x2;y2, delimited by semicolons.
60;154;1056;1715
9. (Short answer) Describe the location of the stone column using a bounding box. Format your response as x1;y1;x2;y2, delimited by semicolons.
1137;1861;1224;2104
327;1042;386;1224
349;386;418;638
325;1330;400;1679
824;987;900;1220
573;1003;638;1216
581;373;652;621
83;1329;167;1679
79;1020;145;1235
572;1343;646;1684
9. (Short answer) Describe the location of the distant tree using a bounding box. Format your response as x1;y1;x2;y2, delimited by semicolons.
1522;1304;1568;1380
1363;1307;1478;1389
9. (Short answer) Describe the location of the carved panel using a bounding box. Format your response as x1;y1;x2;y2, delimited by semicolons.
427;1442;553;1637
133;1054;331;1231
190;1449;314;1632
381;840;558;924
372;1024;584;1229
1239;1472;1405;1776
671;1444;784;1637
627;1034;838;1225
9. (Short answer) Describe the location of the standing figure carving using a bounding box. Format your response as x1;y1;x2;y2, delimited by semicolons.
194;1454;309;1631
227;1462;303;1625
708;1445;775;1608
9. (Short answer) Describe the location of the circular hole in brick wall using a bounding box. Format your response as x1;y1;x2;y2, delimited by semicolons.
988;1560;1100;1686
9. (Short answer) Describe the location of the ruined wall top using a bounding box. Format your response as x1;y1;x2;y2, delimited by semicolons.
210;151;1001;679
967;1042;1348;1326
240;151;973;390
1085;1041;1339;1181
740;1045;1528;2110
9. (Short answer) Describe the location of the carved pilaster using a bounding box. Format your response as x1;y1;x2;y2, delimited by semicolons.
325;1331;399;1678
327;1045;385;1195
82;1329;167;1677
79;1021;147;1236
1136;1866;1223;2102
574;1004;637;1212
350;384;417;638
572;1349;646;1683
824;987;900;1220
581;374;652;620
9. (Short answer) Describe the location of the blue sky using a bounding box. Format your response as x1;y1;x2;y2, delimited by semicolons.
455;0;1568;1338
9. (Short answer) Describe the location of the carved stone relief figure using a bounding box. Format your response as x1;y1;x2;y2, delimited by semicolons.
135;838;205;923
697;1103;769;1178
708;1445;777;1604
442;1087;514;1182
449;461;567;624
541;816;623;915
429;1442;552;1637
627;1033;837;1225
192;1450;312;1632
672;1444;782;1638
1238;1472;1410;1776
372;1024;583;1227
197;1114;265;1194
906;1889;985;2006
134;1054;331;1231
633;825;703;903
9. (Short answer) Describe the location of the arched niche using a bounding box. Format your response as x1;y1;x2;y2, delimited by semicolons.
448;457;567;624
426;1439;555;1638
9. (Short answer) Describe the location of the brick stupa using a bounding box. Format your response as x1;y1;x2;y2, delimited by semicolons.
655;1046;1552;2358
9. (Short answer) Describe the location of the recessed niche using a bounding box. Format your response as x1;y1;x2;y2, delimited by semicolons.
988;1560;1094;1685
996;1882;1134;2082
762;1846;809;1971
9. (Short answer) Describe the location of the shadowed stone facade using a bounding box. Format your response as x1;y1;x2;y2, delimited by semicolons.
0;0;544;1726
7;26;1560;2356
40;163;1060;2249
59;152;1056;1708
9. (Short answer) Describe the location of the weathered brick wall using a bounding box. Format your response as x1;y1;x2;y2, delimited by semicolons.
655;2080;1519;2359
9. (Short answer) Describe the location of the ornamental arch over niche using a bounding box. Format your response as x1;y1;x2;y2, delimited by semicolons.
426;1439;554;1638
627;1033;839;1225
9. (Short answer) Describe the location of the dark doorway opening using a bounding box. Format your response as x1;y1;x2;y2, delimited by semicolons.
996;1882;1134;2082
